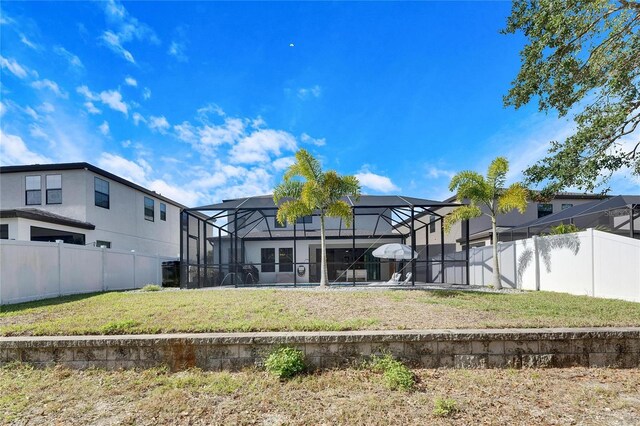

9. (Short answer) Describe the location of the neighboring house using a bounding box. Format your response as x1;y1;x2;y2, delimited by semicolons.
181;195;456;286
0;163;184;257
399;192;606;254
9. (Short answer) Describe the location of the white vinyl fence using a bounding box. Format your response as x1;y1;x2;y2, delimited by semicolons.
461;229;640;303
0;240;176;305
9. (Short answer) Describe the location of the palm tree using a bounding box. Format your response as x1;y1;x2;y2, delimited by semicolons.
444;157;528;289
273;149;361;287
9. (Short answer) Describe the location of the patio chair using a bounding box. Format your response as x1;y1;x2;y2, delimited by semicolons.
401;272;412;285
387;272;401;284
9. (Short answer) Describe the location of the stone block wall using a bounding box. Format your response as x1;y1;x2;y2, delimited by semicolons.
1;328;639;371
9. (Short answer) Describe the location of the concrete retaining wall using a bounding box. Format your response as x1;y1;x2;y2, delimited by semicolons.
2;328;639;371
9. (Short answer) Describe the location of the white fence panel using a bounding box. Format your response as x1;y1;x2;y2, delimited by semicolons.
537;231;593;296
454;229;638;303
60;244;103;295
593;231;640;302
1;240;175;305
104;251;135;291
134;254;161;287
0;240;60;304
515;239;537;291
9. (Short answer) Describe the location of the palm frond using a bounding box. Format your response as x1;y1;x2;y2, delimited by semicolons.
284;149;322;182
443;205;482;233
325;200;353;227
449;171;491;203
273;180;304;204
498;182;529;214
486;157;508;192
276;200;313;226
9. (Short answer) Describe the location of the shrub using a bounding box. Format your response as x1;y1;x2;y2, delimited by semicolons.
433;397;459;417
265;347;306;379
549;223;580;235
369;354;415;391
141;284;162;292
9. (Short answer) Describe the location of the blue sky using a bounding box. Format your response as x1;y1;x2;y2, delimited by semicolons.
1;1;636;206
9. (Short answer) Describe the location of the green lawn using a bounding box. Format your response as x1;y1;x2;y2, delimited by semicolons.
2;288;639;336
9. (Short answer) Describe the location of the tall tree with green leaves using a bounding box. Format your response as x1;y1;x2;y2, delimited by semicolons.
444;157;528;289
273;149;361;287
503;0;640;197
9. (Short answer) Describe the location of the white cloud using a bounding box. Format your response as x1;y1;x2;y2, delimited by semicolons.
20;34;40;50
38;102;54;113
97;152;200;206
273;156;295;171
229;129;297;164
99;0;160;64
168;41;188;62
24;106;39;120
0;130;51;165
426;167;455;179
300;132;326;146
142;87;151;100
354;171;399;193
0;55;28;79
297;85;322;99
174;121;196;142
199;117;245;147
124;76;137;87
31;79;68;98
132;112;146;125
76;85;128;115
53;46;83;68
29;124;49;140
0;102;6;117
99;121;110;135
84;102;101;114
148;115;170;133
99;90;128;115
100;31;135;63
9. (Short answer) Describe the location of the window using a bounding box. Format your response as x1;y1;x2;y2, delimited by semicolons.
274;218;286;228
261;248;275;272
538;203;553;218
160;203;167;221
429;218;436;233
94;177;110;209
30;226;85;245
296;215;312;224
144;197;155;221
279;248;293;272
561;203;573;210
46;174;62;204
96;240;111;248
0;224;8;239
25;175;42;205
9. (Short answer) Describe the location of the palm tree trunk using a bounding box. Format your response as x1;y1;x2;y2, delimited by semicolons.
320;214;329;287
491;215;502;289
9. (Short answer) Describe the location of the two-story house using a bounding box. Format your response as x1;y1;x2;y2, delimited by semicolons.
0;163;184;257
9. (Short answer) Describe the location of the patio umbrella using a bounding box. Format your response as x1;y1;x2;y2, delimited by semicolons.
372;243;418;261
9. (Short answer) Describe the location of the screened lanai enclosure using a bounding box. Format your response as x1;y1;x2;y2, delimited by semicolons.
180;195;470;288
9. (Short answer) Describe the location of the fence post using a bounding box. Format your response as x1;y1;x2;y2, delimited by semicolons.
590;228;595;297
132;251;137;289
533;236;540;291
156;254;161;286
513;243;518;290
102;246;106;292
57;241;62;298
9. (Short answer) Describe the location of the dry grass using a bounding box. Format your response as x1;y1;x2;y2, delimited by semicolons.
2;364;639;425
2;288;640;336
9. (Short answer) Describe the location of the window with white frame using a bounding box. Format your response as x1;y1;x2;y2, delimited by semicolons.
46;174;62;204
25;175;42;205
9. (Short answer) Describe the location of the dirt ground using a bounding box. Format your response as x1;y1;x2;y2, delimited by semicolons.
2;365;639;425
